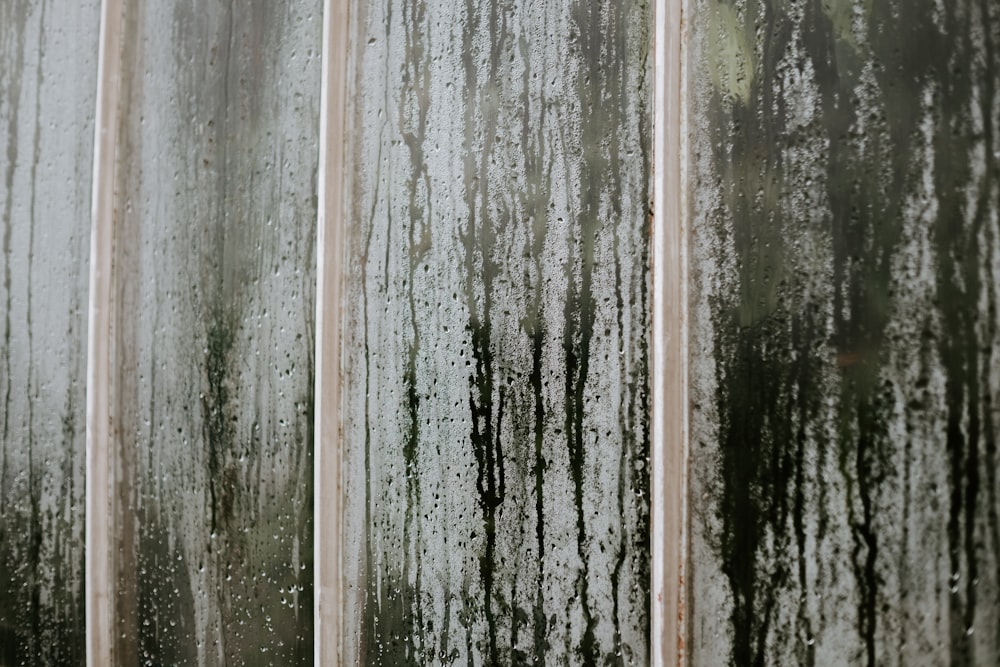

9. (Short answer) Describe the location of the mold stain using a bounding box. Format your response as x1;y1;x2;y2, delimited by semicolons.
515;19;552;661
348;1;651;663
458;2;513;663
468;314;506;664
528;324;548;663
202;315;237;538
561;4;622;660
696;0;1000;664
398;0;433;658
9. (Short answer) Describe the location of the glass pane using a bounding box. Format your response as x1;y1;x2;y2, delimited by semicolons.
0;2;98;663
342;2;652;664
110;2;321;663
688;1;1000;664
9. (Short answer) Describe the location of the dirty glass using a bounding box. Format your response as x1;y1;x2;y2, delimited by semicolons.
341;1;652;664
0;1;98;664
688;0;1000;665
108;2;320;664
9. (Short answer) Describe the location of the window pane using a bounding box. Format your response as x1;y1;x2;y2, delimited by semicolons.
688;1;1000;664
342;2;652;664
110;2;320;663
0;2;98;663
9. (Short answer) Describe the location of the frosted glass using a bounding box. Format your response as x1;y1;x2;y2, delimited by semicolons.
0;2;98;663
688;1;1000;665
342;1;652;664
109;2;321;663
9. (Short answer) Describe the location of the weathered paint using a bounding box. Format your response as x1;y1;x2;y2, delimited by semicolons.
341;1;652;664
688;0;1000;665
107;1;321;663
0;1;98;663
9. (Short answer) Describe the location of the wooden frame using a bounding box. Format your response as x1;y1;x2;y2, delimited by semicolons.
86;0;125;663
651;0;688;664
315;0;350;663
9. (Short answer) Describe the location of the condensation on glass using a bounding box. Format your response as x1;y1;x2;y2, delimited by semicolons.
107;2;321;664
0;2;98;663
688;1;1000;665
341;1;652;664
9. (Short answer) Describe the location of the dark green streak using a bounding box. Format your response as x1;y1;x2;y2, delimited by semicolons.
700;0;1000;663
931;2;992;656
398;0;433;658
202;317;237;537
459;2;512;663
467;320;506;662
516;17;551;663
347;1;651;662
976;2;1000;653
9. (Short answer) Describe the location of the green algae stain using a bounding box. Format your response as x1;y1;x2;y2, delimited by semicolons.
693;0;1000;664
202;315;238;536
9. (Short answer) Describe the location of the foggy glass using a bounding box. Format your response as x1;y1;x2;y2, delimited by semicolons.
0;2;98;664
688;1;1000;665
341;1;652;664
107;2;321;664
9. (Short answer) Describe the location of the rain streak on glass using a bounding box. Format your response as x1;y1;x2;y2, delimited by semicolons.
341;1;652;664
0;1;98;663
688;1;1000;665
108;2;320;664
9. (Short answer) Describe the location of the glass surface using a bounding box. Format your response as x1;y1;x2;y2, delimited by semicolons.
342;1;652;664
110;2;321;663
688;1;1000;665
0;2;98;663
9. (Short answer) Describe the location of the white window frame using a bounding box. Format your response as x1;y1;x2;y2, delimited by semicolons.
651;0;688;664
86;0;123;662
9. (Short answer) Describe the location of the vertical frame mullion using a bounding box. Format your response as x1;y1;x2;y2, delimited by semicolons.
86;0;125;664
316;0;350;662
652;0;688;665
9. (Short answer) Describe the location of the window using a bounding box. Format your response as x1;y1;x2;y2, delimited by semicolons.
3;0;998;665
